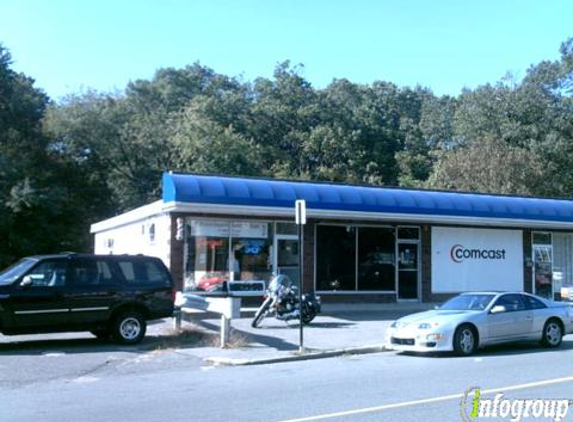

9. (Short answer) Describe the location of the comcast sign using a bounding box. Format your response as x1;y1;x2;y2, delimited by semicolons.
450;244;507;263
432;227;523;293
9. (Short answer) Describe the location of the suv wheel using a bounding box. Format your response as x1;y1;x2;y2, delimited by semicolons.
112;311;146;344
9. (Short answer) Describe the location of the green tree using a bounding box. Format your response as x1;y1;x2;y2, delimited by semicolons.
0;45;97;266
426;136;549;195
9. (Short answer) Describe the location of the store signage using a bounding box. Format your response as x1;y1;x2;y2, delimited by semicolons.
231;222;268;238
432;227;523;293
189;220;268;239
450;244;507;263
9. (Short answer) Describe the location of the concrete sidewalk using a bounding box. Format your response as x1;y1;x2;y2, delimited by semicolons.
162;303;437;365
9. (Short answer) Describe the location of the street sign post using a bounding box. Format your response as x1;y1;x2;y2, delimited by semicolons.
295;199;306;353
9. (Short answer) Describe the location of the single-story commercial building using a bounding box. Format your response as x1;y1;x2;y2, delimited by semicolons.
90;172;573;303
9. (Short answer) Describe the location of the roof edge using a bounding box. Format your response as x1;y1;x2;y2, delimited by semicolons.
90;200;165;233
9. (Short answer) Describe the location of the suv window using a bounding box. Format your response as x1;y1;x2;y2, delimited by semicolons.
117;259;170;286
70;259;115;286
493;294;526;312
0;258;37;285
25;260;67;287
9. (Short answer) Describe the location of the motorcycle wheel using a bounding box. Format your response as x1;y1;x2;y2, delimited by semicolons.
251;297;272;328
301;305;317;325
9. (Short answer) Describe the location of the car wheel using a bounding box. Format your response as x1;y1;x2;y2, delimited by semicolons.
453;324;477;356
112;311;146;344
541;319;562;348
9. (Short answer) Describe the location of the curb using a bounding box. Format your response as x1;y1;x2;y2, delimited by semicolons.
205;345;388;366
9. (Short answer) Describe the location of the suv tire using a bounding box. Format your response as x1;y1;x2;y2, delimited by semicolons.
112;311;146;345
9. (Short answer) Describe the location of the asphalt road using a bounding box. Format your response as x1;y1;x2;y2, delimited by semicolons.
1;336;573;422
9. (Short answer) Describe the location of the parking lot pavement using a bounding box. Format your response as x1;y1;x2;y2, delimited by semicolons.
0;303;435;370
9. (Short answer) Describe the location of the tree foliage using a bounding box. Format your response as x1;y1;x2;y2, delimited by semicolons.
1;38;573;267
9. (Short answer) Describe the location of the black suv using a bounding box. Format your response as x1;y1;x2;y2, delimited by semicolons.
0;254;174;344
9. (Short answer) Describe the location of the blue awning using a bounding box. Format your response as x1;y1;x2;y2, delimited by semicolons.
162;172;573;226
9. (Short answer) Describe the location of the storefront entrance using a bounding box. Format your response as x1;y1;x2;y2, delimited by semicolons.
533;232;553;300
397;242;419;300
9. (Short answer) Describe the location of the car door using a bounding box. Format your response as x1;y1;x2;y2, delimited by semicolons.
486;294;533;342
66;258;118;326
8;259;69;330
522;294;551;338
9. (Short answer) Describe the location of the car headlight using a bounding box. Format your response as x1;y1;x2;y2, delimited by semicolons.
426;333;443;341
390;321;398;328
418;322;440;329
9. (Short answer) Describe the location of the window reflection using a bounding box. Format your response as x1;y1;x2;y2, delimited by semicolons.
184;220;272;292
358;228;395;290
316;226;356;291
186;236;229;292
231;238;271;282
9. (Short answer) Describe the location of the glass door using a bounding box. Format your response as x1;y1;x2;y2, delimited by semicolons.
533;245;553;299
397;242;419;300
274;235;300;286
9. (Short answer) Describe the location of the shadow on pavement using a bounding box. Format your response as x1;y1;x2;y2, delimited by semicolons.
252;321;355;330
0;326;215;356
330;311;418;322
196;319;300;351
0;336;143;355
397;338;573;359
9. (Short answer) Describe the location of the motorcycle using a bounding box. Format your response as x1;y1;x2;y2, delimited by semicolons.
251;274;321;328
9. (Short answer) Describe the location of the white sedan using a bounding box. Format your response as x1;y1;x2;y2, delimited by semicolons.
385;292;573;356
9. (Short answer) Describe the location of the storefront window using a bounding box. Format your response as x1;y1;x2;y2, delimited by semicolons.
184;222;230;292
358;227;395;290
230;222;272;282
276;222;297;235
184;220;272;292
397;227;420;240
316;225;419;292
316;226;356;291
533;232;552;245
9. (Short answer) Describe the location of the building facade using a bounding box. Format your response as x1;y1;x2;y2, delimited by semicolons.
90;172;573;303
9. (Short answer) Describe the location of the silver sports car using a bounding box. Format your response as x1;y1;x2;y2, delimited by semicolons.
385;292;573;356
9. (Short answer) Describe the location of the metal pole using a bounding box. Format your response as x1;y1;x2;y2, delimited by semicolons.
221;314;230;348
298;223;304;353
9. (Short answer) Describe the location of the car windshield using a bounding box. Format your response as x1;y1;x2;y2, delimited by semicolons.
439;294;496;311
0;258;37;285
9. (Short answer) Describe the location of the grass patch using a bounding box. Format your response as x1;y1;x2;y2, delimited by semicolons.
205;328;252;349
154;325;217;351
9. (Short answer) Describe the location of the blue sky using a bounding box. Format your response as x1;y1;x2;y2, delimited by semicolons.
1;0;571;100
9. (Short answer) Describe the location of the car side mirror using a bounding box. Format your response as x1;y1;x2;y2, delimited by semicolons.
490;305;506;314
20;275;33;287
